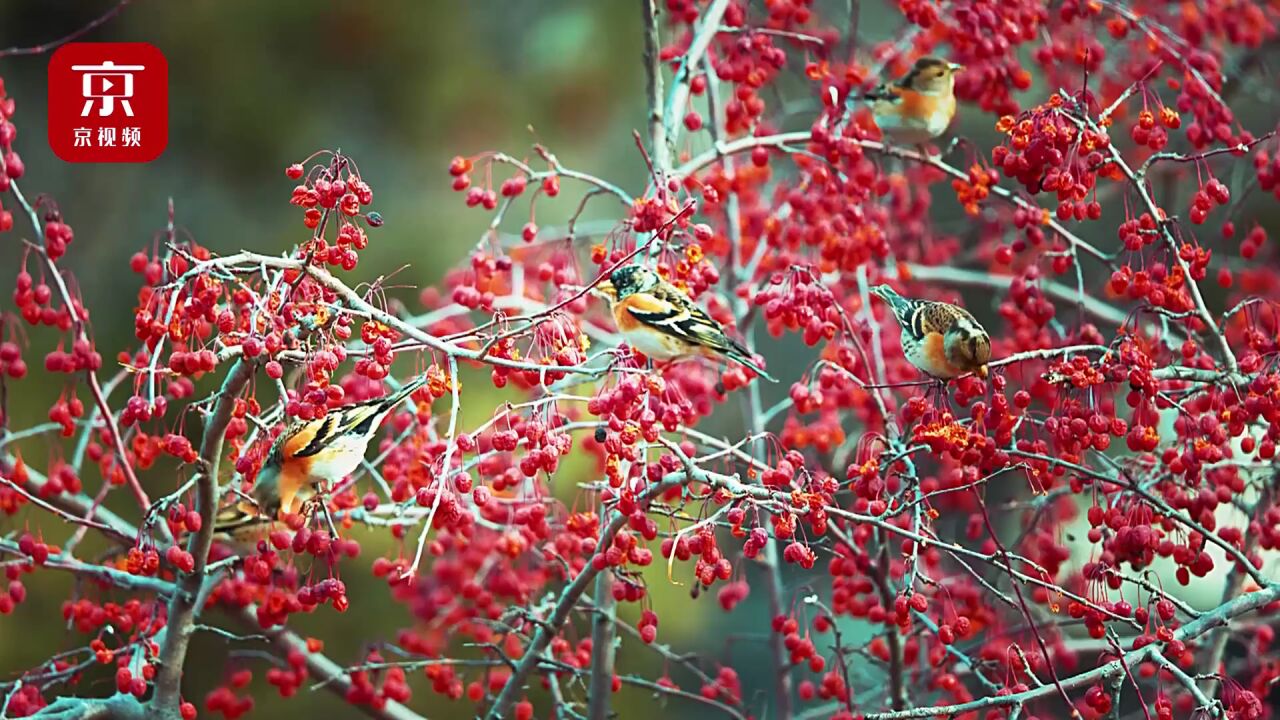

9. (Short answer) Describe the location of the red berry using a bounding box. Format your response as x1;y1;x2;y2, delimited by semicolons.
448;156;472;176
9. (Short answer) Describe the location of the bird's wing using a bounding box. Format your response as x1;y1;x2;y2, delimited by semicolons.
264;424;292;466
914;302;967;337
883;295;933;340
863;82;903;103
622;286;745;356
291;376;426;459
289;414;340;459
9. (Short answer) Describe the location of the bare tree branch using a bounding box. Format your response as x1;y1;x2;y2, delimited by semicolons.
151;359;254;717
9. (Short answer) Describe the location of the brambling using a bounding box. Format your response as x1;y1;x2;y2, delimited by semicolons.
213;374;427;536
594;265;776;382
871;285;990;380
864;57;964;146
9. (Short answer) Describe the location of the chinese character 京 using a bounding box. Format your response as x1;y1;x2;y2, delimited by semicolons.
72;61;145;118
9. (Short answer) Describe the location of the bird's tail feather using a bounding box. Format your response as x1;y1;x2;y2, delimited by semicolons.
212;500;302;546
728;351;777;383
338;373;431;443
870;284;915;323
212;503;270;537
385;374;430;409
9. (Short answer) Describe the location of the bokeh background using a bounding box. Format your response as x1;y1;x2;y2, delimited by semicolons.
4;1;1280;718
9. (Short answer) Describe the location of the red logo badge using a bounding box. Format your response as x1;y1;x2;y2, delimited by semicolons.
47;43;167;163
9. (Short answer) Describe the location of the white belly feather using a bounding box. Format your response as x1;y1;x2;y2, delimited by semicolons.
620;325;688;361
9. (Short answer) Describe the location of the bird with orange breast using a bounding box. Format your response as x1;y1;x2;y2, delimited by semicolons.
871;285;991;380
213;375;427;539
594;265;776;382
863;57;964;146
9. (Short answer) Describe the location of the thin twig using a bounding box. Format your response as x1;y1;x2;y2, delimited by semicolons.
0;0;132;57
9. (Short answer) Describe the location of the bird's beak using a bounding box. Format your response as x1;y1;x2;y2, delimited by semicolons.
948;62;965;73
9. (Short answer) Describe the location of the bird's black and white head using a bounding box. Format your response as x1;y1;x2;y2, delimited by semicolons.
900;57;964;95
602;265;661;300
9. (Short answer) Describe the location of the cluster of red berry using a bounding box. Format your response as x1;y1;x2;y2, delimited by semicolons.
0;78;21;232
13;268;77;331
204;671;253;719
993;98;1109;222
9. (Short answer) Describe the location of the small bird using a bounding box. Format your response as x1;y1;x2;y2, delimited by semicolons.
213;374;428;535
871;285;991;380
864;56;964;146
594;265;776;382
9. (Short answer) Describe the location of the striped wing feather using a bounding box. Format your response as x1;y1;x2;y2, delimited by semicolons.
291;377;424;460
864;82;903;103
911;302;971;339
623;287;745;357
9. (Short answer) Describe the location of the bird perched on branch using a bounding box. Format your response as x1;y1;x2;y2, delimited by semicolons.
594;265;776;382
213;374;427;537
871;285;990;380
863;57;964;146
